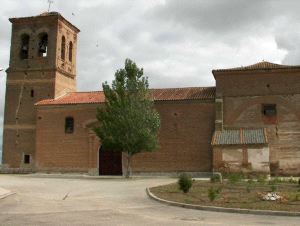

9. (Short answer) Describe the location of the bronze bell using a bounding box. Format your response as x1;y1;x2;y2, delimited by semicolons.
22;45;28;51
39;44;47;53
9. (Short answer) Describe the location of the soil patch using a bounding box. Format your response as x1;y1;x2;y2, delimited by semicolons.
150;180;300;212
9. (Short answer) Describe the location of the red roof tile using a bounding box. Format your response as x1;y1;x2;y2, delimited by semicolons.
36;87;216;106
212;61;300;73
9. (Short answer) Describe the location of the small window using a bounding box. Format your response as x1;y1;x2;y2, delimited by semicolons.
68;41;73;62
65;117;74;134
30;89;34;97
262;104;277;116
38;33;48;57
24;154;30;164
61;36;66;60
20;34;30;59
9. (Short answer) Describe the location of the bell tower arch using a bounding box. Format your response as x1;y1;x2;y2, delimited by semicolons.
2;12;80;170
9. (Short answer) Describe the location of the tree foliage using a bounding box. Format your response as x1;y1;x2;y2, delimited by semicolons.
94;59;160;177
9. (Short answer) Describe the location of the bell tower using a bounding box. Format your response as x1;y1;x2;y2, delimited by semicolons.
2;12;80;170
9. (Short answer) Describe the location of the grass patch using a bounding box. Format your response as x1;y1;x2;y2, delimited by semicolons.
150;179;300;212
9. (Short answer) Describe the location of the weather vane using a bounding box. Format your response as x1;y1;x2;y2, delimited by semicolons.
47;0;54;12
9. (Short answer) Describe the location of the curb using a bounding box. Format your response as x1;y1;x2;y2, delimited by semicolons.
21;174;124;180
146;187;300;217
19;173;175;180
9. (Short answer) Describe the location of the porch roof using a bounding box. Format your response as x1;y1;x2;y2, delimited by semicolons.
211;128;268;146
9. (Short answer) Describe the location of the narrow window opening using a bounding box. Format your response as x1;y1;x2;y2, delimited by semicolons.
20;34;30;59
61;36;66;60
24;154;30;164
38;33;48;57
30;89;34;97
262;104;277;116
68;41;73;62
65;117;74;134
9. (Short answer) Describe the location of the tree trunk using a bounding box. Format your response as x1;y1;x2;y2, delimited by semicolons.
125;154;132;178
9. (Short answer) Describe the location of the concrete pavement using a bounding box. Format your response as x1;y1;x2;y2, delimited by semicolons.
0;187;14;200
0;174;299;225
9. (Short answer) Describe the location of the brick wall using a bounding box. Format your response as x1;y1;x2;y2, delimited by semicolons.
35;100;215;174
35;104;98;171
131;101;215;172
2;14;78;169
215;71;300;175
215;71;300;98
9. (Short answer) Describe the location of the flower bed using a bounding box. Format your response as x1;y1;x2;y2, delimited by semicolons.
150;179;300;212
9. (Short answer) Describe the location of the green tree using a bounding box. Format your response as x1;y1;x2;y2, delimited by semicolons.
94;59;160;178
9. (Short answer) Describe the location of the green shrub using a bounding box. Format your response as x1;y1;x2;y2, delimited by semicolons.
288;193;300;201
288;177;297;184
268;179;276;185
246;179;254;193
298;178;300;187
178;173;192;193
210;173;222;183
208;187;221;202
228;173;243;184
272;177;282;184
257;175;267;184
247;178;254;184
270;185;277;192
246;185;251;193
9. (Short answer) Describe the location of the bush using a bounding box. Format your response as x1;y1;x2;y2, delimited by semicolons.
257;175;267;184
298;178;300;187
210;173;222;183
246;179;254;193
178;173;192;193
247;178;254;184
228;173;243;184
272;177;283;184
208;187;221;202
270;185;277;192
288;177;297;184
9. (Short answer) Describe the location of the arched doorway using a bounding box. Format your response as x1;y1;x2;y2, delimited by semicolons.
99;146;122;175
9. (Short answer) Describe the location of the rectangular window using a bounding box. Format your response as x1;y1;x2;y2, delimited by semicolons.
262;104;277;124
24;154;30;164
65;117;74;134
262;104;277;116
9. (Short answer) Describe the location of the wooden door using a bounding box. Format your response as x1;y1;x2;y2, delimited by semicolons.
99;146;122;175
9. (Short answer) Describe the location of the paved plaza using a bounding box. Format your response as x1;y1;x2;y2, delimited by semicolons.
0;174;299;225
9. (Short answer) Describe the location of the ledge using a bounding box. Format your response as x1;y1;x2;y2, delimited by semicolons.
146;187;300;217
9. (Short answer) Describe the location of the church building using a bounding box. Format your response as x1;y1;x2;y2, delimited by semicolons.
2;12;300;176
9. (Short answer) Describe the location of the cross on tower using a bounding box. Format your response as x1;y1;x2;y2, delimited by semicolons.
47;0;54;12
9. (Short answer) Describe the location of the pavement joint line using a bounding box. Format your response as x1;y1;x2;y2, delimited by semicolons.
146;187;300;217
0;192;16;200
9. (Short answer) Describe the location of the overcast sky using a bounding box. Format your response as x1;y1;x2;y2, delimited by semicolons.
1;0;300;157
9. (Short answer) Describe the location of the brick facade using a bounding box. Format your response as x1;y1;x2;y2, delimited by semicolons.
2;12;79;170
34;100;215;174
2;13;300;176
213;66;300;176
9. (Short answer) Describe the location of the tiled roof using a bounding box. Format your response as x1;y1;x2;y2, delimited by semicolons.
36;91;105;105
212;61;300;73
36;87;216;106
151;87;215;101
211;128;268;146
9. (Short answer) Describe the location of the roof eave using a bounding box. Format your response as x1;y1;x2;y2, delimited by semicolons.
212;67;300;76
